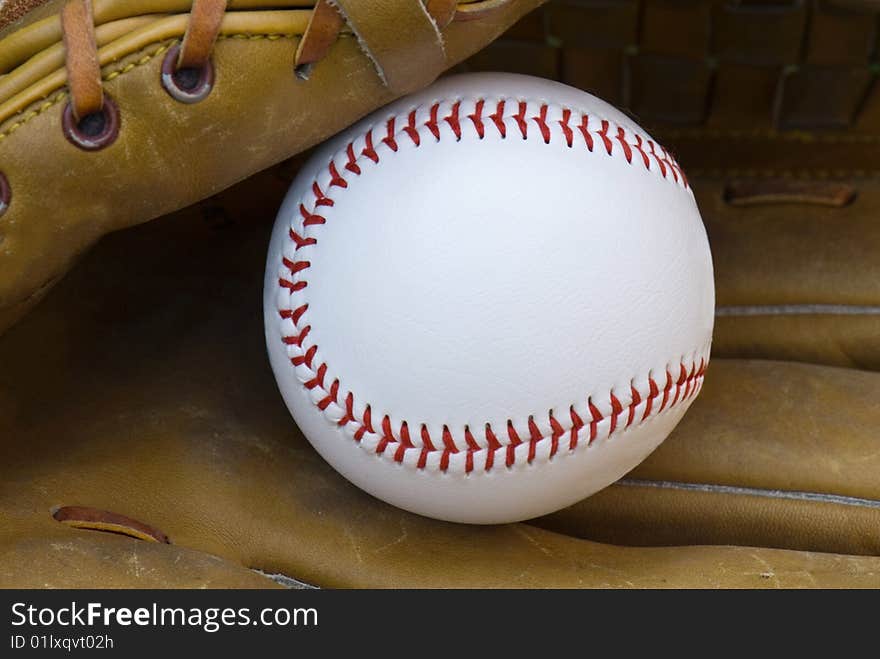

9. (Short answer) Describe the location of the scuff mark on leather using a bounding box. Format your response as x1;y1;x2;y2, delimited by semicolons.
52;506;170;543
716;304;880;317
251;569;319;589
618;479;880;510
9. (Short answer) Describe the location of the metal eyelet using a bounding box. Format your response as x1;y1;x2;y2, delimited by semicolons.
62;96;120;151
0;172;10;218
161;44;214;104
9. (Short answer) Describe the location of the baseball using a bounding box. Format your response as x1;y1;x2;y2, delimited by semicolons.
264;73;714;524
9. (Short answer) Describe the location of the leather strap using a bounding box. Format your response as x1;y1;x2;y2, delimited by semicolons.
178;0;227;69
295;0;345;75
425;0;457;28
332;0;447;94
61;0;102;121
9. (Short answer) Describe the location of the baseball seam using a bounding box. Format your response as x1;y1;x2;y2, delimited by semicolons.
276;96;704;475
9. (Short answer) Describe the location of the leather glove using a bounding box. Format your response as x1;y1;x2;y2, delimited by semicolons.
3;0;880;588
1;159;878;588
0;0;542;332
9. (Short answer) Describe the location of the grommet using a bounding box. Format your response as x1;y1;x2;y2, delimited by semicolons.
0;172;9;218
62;95;120;151
161;44;215;104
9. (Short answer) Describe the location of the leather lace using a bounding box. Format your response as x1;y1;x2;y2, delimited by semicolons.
61;0;462;123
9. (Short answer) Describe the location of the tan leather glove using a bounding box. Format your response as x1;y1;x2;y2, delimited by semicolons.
1;158;878;588
0;0;541;332
3;0;880;588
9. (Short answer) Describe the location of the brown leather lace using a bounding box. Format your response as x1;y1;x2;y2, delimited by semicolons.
61;0;102;121
60;0;464;123
178;0;227;70
294;0;346;78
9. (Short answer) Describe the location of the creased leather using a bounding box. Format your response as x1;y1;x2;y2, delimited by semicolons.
699;179;880;370
331;0;446;93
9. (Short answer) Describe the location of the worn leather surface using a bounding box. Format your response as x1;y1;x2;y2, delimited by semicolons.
0;0;542;334
0;162;878;588
702;179;880;370
1;0;879;588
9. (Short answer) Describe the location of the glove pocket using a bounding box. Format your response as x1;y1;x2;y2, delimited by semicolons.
533;358;880;558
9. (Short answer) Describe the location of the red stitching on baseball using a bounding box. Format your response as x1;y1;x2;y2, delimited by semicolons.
279;278;306;292
514;101;528;139
328;162;348;188
569;407;584;450
299;204;325;227
647;140;666;177
616;127;633;163
464;427;480;452
527;416;542;464
598;120;613;155
609;394;623;435
282;257;310;275
382;118;399;152
660;372;672;412
282;325;310;347
362;131;379;163
628;386;641;429
394;422;412;463
404;110;420;146
421;424;437;452
534;105;551;144
549;414;564;458
377;415;394;455
469;99;486;139
559;109;574;147
490;100;506;138
486;424;501;450
633;135;651;169
446;101;462;140
289;228;316;249
345;143;361;175
507;420;523;446
276;97;699;474
579;114;594;152
442;426;458;453
642;377;659;422
426;103;441;141
317;379;339;411
659;144;679;184
312;182;334;207
289;304;309;325
587;399;602;444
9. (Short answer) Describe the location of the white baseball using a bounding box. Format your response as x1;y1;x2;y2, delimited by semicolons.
264;73;714;524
